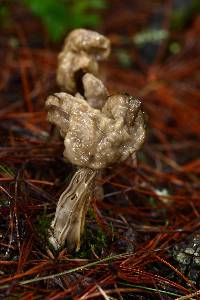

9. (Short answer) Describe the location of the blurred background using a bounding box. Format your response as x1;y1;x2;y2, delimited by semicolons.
0;1;200;299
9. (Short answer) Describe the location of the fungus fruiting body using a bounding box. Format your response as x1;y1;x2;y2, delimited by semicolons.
57;29;110;94
46;29;146;251
46;93;146;170
49;168;97;251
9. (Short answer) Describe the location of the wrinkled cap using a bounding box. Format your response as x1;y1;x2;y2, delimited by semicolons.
63;29;110;60
57;29;110;93
46;93;146;170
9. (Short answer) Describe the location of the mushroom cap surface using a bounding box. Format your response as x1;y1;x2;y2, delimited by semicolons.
63;29;110;59
82;73;108;109
57;29;110;93
46;93;146;170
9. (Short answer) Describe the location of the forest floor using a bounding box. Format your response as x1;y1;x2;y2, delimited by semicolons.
0;1;200;299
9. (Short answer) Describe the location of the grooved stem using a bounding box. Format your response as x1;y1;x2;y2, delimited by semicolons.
49;168;97;251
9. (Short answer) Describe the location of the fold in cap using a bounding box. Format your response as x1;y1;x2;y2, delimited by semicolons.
57;29;111;93
46;93;146;170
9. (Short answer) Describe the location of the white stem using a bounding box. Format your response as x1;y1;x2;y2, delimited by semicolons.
49;168;97;251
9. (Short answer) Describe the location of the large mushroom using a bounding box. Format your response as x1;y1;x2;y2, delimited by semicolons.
46;92;146;251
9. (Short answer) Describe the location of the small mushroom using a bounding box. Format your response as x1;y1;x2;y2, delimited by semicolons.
74;73;108;108
57;29;110;94
46;92;146;251
82;73;108;109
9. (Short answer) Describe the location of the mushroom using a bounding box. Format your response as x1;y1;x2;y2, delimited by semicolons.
74;73;108;109
46;92;146;251
57;29;110;95
82;73;108;109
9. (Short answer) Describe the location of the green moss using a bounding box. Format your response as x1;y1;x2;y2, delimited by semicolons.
169;42;181;54
148;196;158;208
170;0;200;31
0;5;11;28
87;206;96;219
35;208;52;248
78;208;109;258
0;164;15;178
